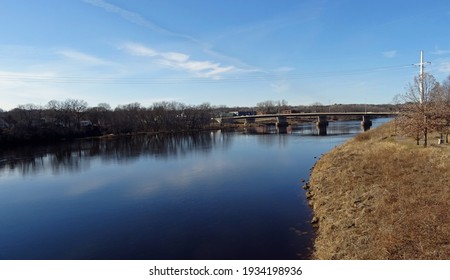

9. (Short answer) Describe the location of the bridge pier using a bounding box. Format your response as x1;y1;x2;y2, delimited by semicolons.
316;115;329;127
244;117;256;126
276;116;289;127
361;115;372;131
316;115;329;136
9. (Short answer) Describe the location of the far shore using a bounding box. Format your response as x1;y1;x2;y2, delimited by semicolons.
1;115;381;147
307;121;450;259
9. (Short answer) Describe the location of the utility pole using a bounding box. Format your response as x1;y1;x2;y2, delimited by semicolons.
420;50;424;103
416;50;430;104
415;50;431;146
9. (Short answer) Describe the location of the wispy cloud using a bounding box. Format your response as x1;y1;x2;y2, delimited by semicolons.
119;43;158;57
382;50;397;58
82;0;164;31
82;0;260;73
58;49;111;65
82;0;200;43
121;42;235;79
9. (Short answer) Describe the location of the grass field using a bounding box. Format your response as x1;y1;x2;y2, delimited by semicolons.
308;121;450;259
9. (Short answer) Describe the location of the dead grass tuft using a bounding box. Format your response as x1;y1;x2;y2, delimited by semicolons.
309;121;450;259
354;131;371;142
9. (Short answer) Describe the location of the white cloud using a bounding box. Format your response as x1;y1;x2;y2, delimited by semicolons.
162;52;190;63
178;61;216;72
121;42;158;57
200;65;234;79
58;49;111;65
121;42;235;79
83;0;260;73
382;50;397;58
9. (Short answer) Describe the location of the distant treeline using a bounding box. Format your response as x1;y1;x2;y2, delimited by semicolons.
0;100;214;146
0;99;395;146
254;100;396;114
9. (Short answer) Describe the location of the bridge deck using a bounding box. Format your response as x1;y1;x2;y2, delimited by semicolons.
226;112;397;120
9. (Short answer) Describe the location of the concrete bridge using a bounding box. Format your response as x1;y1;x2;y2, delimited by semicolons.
219;112;397;134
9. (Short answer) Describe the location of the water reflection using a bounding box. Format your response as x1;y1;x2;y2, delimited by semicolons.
0;119;390;260
0;120;387;177
0;131;233;176
244;120;371;136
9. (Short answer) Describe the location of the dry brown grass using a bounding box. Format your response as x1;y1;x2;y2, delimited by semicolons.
309;121;450;259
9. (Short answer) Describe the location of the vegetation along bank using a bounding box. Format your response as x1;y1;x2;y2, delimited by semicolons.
307;121;450;259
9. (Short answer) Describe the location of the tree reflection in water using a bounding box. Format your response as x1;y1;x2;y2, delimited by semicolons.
0;131;233;176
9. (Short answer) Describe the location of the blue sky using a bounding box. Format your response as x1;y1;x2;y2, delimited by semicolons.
1;0;450;110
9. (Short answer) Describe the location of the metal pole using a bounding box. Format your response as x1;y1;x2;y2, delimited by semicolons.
419;50;424;104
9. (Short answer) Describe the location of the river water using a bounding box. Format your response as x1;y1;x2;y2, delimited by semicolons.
0;119;388;260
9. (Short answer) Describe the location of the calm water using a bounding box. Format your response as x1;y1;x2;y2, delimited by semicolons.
0;119;388;260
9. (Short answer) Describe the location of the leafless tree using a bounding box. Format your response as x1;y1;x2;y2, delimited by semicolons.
277;99;289;112
256;100;277;114
433;76;450;143
395;73;440;147
86;103;113;132
63;99;88;128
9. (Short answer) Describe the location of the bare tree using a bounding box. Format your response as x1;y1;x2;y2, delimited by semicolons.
86;103;113;131
256;100;277;114
396;73;440;147
1;99;220;145
276;99;289;112
310;102;325;113
15;104;43;129
433;76;450;143
46;100;66;127
113;102;143;133
63;99;88;128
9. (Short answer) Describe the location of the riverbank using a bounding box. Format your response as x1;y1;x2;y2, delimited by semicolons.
308;121;450;259
0;122;238;148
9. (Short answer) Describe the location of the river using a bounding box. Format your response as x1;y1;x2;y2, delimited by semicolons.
0;118;388;260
